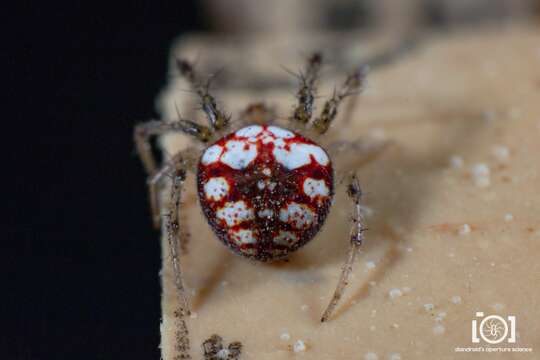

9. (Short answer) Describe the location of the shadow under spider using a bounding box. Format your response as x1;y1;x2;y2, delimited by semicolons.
260;104;488;320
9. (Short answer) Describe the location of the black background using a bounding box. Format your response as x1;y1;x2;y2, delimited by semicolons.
9;3;204;359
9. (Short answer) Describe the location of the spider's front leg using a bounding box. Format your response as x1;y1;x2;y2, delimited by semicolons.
176;59;230;132
134;119;211;227
165;159;191;315
312;65;368;134
321;172;365;322
289;52;322;127
161;155;193;359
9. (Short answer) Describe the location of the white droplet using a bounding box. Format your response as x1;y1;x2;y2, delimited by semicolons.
471;163;491;188
364;352;378;360
389;288;403;300
365;261;376;270
492;145;510;162
424;303;434;311
459;224;471;236
293;340;306;353
388;352;402;360
433;324;445;335
504;213;514;222
449;155;464;169
451;295;462;304
280;332;290;341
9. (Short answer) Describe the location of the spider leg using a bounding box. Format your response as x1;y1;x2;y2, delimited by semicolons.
321;172;365;322
202;334;242;360
165;159;193;358
163;156;191;312
134;119;209;227
289;52;322;127
176;59;230;132
312;65;368;134
146;150;197;228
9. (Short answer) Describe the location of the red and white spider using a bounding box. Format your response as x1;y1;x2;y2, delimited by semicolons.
134;53;387;355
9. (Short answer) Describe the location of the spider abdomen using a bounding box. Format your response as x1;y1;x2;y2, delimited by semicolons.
197;125;334;261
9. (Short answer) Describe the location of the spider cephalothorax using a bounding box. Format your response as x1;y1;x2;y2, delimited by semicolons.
134;53;385;358
197;124;333;261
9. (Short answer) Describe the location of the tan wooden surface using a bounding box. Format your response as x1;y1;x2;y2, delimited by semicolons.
157;24;540;359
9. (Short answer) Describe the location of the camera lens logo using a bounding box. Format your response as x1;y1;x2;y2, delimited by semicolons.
472;312;516;344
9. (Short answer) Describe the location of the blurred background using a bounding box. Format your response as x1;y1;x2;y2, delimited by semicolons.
9;1;539;359
204;0;538;34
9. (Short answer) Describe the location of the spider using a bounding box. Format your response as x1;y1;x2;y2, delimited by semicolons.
134;52;387;356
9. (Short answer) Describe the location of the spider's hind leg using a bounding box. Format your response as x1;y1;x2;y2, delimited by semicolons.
321;172;365;322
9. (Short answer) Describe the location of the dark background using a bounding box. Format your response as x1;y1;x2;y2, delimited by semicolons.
9;3;203;359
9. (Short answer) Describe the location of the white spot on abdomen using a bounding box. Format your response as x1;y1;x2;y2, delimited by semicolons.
257;209;273;218
235;125;263;137
267;126;294;138
273;231;298;246
220;140;257;169
216;201;254;226
303;178;329;199
273;143;329;169
201;145;223;165
279;202;315;229
204;177;229;201
229;229;257;244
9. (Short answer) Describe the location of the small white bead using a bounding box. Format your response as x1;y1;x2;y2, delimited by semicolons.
364;352;378;360
449;155;464;168
389;288;403;300
293;340;306;353
459;224;471;236
433;324;445;335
